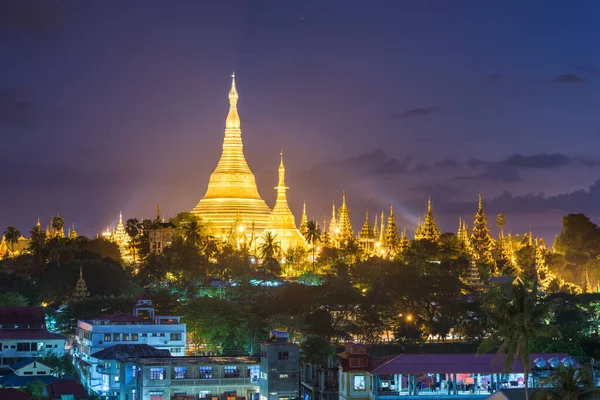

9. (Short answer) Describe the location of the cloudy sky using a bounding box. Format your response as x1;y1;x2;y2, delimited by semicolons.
1;0;600;241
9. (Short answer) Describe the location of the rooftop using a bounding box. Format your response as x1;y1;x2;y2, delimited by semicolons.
0;307;45;326
122;355;260;365
0;388;31;400
366;353;578;375
0;329;66;340
91;344;172;360
46;380;88;399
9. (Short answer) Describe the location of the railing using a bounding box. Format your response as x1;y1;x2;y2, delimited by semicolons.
169;377;259;386
96;366;118;375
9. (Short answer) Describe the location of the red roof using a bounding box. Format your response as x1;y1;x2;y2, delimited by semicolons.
0;388;31;400
47;380;87;399
0;329;66;340
368;353;578;375
0;307;45;325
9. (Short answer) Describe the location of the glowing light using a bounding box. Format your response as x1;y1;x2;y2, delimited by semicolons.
40;302;48;307
238;225;245;233
406;314;413;322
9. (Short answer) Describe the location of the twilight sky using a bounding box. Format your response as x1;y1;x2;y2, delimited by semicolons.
2;0;600;241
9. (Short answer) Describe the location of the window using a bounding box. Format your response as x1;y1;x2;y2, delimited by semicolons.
279;397;290;400
198;391;212;399
353;375;366;391
150;368;164;380
159;333;165;337
37;371;47;375
199;366;213;379
151;333;157;337
132;333;139;341
278;352;289;360
123;333;130;341
170;348;182;354
104;334;111;342
46;344;52;349
115;376;120;383
132;366;137;378
247;365;259;381
224;366;239;378
173;367;187;379
17;342;31;351
170;333;182;341
24;371;33;375
113;333;120;342
142;333;147;337
279;374;289;379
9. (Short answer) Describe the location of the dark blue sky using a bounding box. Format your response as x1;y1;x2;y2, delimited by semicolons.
2;0;600;241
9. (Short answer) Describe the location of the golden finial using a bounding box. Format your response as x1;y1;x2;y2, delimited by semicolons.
390;204;394;215
427;196;432;213
226;73;240;129
478;193;483;210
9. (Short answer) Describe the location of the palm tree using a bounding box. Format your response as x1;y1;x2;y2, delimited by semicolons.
258;231;281;260
52;216;65;236
4;226;21;253
478;280;560;400
182;218;204;247
125;218;140;263
439;232;462;259
533;365;599;400
303;220;321;272
28;224;46;257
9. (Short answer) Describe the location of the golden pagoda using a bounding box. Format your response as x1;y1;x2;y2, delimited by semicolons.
191;73;272;234
265;151;305;249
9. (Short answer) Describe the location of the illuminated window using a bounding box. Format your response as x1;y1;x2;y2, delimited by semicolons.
173;367;187;379
150;368;164;380
113;333;120;342
170;333;182;341
224;366;239;378
199;366;212;379
132;333;139;341
279;374;289;379
354;375;366;391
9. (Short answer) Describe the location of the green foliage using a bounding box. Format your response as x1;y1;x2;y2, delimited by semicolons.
300;335;335;366
38;259;138;305
23;380;46;399
4;225;21;252
57;296;135;333
39;353;78;377
0;291;29;306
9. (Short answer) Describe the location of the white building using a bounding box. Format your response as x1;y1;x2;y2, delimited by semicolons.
73;293;186;393
0;306;67;368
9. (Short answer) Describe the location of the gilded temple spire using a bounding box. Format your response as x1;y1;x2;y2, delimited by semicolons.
329;202;338;238
373;214;379;239
385;205;399;248
415;196;440;242
73;266;90;302
192;74;272;233
266;151;305;248
379;210;385;243
470;193;494;264
337;192;353;242
300;201;308;236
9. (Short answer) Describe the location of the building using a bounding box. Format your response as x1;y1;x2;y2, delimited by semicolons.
0;388;31;400
0;307;67;368
259;331;300;400
265;152;306;250
73;293;186;393
0;358;59;388
337;343;580;399
46;380;89;400
148;220;176;255
300;357;338;400
191;73;273;236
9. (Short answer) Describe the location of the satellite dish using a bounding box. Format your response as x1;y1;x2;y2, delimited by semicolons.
549;357;560;369
534;358;546;369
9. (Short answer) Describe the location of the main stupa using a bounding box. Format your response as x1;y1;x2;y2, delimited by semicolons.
192;74;272;234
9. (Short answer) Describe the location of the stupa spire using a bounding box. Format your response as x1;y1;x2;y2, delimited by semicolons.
73;266;90;302
300;201;308;236
266;151;305;248
192;74;272;233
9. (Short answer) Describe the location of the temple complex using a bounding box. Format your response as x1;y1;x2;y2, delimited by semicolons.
265;152;306;249
191;73;272;235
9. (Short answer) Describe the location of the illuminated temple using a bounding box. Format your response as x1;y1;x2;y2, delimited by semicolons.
191;74;272;234
265;151;305;249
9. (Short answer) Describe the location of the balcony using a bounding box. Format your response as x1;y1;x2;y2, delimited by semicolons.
169;377;258;386
96;366;118;375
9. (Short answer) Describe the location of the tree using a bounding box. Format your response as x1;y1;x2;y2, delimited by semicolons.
300;335;335;366
478;281;560;400
303;220;321;272
29;224;46;258
533;365;599;400
4;225;21;253
125;218;140;262
258;231;281;260
52;216;65;236
182;217;204;247
23;380;46;399
0;292;28;306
